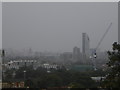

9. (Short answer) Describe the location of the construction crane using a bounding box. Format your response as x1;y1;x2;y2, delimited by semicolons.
91;22;112;70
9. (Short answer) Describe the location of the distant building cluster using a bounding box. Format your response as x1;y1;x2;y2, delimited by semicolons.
3;33;109;71
5;60;37;70
39;63;62;70
5;60;62;71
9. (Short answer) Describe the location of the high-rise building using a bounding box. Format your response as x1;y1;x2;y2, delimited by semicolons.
82;33;90;57
60;52;73;63
73;46;81;62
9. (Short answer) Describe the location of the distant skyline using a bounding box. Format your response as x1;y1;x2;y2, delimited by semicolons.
3;2;118;52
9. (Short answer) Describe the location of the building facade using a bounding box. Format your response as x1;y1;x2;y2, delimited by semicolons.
82;33;90;57
73;46;81;62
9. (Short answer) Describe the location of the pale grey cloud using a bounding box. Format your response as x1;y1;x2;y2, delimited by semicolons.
2;2;118;52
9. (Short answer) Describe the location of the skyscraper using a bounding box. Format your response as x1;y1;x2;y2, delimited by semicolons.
82;33;90;57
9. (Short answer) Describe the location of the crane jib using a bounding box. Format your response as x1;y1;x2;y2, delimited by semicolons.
94;23;112;58
95;23;112;51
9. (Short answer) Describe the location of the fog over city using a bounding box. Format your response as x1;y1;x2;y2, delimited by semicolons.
3;2;118;52
1;2;120;88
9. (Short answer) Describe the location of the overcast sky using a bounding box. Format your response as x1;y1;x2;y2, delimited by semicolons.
2;2;118;52
0;2;1;50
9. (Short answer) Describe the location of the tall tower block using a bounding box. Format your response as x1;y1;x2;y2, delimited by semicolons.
82;33;90;57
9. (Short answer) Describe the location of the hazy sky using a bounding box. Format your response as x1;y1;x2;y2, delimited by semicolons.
2;2;118;52
0;2;1;49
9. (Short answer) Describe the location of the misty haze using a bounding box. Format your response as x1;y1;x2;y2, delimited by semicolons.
1;2;119;89
3;2;118;52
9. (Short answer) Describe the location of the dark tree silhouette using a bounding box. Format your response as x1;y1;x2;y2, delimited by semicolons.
102;42;120;88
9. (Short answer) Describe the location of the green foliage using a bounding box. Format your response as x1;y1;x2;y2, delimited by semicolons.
4;64;105;88
4;69;14;82
25;79;35;88
102;42;120;88
69;82;84;88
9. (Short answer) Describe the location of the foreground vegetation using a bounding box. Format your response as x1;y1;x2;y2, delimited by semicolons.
101;42;120;88
4;66;106;88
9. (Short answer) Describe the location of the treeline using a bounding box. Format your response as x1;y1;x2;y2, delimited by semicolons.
4;66;106;88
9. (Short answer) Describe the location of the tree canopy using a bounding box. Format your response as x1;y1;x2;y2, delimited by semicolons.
102;42;120;88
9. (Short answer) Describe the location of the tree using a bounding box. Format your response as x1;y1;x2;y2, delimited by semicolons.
4;69;15;82
25;78;35;88
102;42;120;88
68;82;84;88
